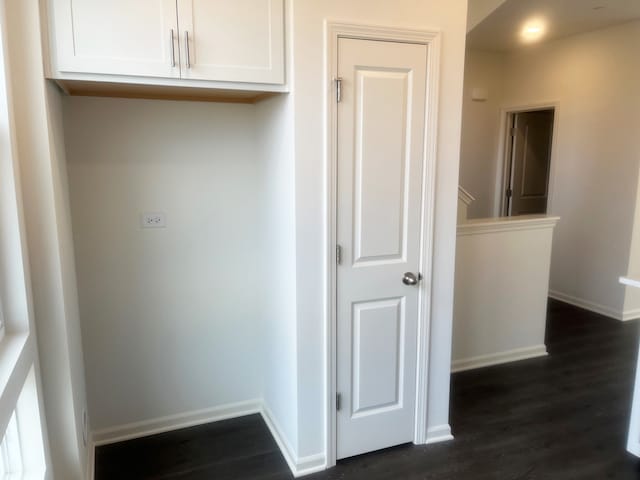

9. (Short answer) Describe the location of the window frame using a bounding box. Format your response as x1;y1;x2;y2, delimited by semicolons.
0;4;48;478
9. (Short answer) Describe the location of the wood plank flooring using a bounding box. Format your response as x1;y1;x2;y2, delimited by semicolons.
95;299;640;479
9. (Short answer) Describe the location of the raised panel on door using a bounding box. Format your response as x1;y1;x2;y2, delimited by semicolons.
353;69;410;266
177;0;284;84
336;37;428;460
352;298;405;416
50;0;180;78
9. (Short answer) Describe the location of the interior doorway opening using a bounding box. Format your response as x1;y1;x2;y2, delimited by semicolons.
502;108;555;216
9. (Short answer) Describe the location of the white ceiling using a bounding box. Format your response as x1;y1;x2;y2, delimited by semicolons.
467;0;640;52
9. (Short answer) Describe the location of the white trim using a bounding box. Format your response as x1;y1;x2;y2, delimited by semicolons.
85;438;95;480
260;403;297;475
493;101;561;217
549;290;625;321
620;275;640;320
92;399;262;446
622;309;640;322
89;401;325;479
294;453;326;477
457;215;560;236
451;345;548;373
414;24;441;448
324;21;442;467
457;186;475;206
424;424;453;445
620;276;640;289
552;287;640;322
325;21;442;44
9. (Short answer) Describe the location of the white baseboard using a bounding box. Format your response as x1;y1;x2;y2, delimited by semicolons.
295;453;326;477
92;399;262;446
622;308;640;322
86;439;95;480
425;424;453;444
90;399;326;478
452;345;548;373
260;402;325;477
548;290;625;321
260;403;297;475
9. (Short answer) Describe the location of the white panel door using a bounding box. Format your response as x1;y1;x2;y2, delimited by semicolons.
507;110;554;216
336;38;428;460
51;0;180;78
177;0;284;84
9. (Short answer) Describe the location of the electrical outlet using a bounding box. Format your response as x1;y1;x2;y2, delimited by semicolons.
141;212;166;228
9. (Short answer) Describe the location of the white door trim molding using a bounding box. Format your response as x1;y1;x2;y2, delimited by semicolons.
493;101;561;217
324;21;442;468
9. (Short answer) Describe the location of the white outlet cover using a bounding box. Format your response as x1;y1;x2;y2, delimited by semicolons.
141;212;166;228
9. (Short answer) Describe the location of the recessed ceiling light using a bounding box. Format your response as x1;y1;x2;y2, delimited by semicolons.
521;19;547;43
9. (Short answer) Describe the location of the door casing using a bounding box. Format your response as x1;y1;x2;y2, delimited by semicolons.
494;102;561;218
324;22;442;468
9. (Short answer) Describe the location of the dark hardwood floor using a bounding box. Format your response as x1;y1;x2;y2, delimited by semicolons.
96;299;640;479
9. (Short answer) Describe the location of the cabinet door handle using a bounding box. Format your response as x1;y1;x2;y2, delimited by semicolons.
170;29;176;67
184;31;191;69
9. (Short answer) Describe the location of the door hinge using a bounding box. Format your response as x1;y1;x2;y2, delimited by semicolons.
336;393;342;411
506;188;513;198
510;127;517;137
335;77;343;103
336;244;342;265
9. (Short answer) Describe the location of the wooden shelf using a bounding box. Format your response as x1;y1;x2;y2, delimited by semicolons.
54;79;281;104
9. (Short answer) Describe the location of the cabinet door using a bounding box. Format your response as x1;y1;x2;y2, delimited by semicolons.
177;0;284;84
50;0;180;78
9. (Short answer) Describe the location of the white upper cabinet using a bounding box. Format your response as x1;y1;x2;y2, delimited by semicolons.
46;0;285;86
50;0;180;78
178;0;284;84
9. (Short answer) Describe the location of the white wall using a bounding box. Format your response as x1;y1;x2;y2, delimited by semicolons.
453;216;558;371
256;93;299;454
65;97;266;431
459;21;640;320
5;0;88;477
466;0;507;33
459;49;505;218
501;22;640;319
290;0;468;458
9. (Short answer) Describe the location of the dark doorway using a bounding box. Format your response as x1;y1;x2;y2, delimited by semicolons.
504;108;555;216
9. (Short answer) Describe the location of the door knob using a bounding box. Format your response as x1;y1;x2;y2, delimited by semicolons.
402;272;421;286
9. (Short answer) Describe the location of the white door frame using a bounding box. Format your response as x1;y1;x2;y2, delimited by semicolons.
324;21;441;468
493;101;561;217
